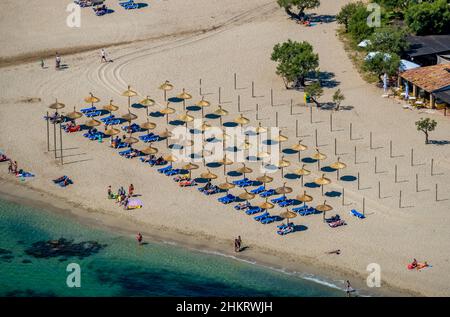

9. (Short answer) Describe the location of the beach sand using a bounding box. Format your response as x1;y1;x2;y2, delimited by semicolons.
1;0;450;296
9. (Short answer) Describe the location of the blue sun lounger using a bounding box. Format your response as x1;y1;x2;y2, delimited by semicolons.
119;149;132;156
100;115;115;123
250;185;265;194
218;194;236;204
204;186;220;195
292;205;308;212
271;195;286;204
122;123;141;133
260;189;276;197
245;206;262;215
299;207;317;216
234;202;250;210
254;212;269;222
81;106;96;113
277;223;293;230
261;216;276;224
158;166;172;173
277;226;294;235
232;178;249;185
237;180;254;187
350;209;365;219
84;110;102;117
278;199;295;207
165;169;180;176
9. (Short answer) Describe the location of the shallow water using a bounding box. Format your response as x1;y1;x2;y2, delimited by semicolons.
0;198;345;297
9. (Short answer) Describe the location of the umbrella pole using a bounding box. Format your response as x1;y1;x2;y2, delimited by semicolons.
53;121;57;159
59;121;63;165
164;90;167;102
321;185;324;196
46;112;50;152
337;169;340;180
183;100;186;111
301;176;304;187
223;163;226;175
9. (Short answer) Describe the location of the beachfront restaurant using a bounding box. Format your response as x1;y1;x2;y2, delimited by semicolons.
399;64;450;111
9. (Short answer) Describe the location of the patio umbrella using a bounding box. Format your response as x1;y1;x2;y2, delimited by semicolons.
124;136;139;145
196;97;210;118
296;190;313;208
177;88;192;111
163;154;178;167
279;208;297;226
49;99;65;110
218;155;233;175
316;200;333;222
85;118;101;127
122;85;137;108
140;119;157;132
66;107;83;120
330;157;347;180
258;198;274;210
159;128;173;147
314;174;331;196
141;145;158;155
276;182;293;195
291;140;308;162
200;169;218;180
104;127;120;136
103;99;119;114
238;190;255;202
179;111;194;132
84;92;100;107
160;105;176;124
237;163;253;179
275;130;288;153
294;164;311;187
277;156;291;177
257;151;270;167
214;105;228;126
234;114;250;127
121;111;138;122
256;122;268;134
218;177;235;191
159;80;174;101
312;148;327;170
139;96;155;116
182;162;199;179
256;173;273;189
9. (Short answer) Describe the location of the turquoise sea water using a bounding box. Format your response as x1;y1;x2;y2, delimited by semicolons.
0;198;345;297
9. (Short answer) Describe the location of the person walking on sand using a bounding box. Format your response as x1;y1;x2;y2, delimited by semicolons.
107;185;112;199
13;161;18;174
55;53;61;69
234;238;239;252
345;280;355;297
101;48;107;63
237;236;242;251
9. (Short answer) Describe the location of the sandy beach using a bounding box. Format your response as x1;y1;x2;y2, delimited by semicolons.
1;0;450;296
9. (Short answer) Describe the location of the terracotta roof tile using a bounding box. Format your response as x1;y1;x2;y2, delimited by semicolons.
400;64;450;92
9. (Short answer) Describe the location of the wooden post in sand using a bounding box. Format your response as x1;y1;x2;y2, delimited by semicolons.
296;119;299;137
53;120;57;159
362;197;365;216
59;121;63;165
416;173;419;192
252;81;255;98
349;123;353;140
309;105;313;123
357;172;360;190
399;190;402;208
238;95;241;112
374;156;377;173
290;99;293;115
378;181;381;199
256;104;260;120
389;140;393;158
275;112;279;127
199;79;202;95
435;184;438;201
234;73;237;90
431;158;434;176
342;188;345;206
369;132;373;150
315;129;318;147
334;138;337;156
270;88;274;107
354;146;357;164
46;111;50;152
410;148;414;166
218;87;221;104
330;112;333;132
395;164;398;183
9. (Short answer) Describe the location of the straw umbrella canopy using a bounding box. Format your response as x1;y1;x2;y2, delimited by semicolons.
316;200;333;222
122;85;137;108
182;162;199;179
237;163;253;179
160;104;176;124
124;136;139;145
294;164;311;187
200;121;212;132
330;157;347;180
257;151;270;167
275;130;288;153
196;97;210;118
141;145;158;156
238;190;255;202
140;119;157;132
49;99;65;110
159;128;173;147
277;156;291;177
257;173;273;189
139;96;155;116
104;127;120;136
159;80;174;101
314;174;331;196
66;107;83;121
218;177;235;191
312;148;327;170
291;140;308;162
121;111;138;122
163;154;178;167
276;182;293;196
200;169;218;180
240;139;252;150
218;155;233;175
84;118;101;127
214;105;229;126
177;88;192;110
179;111;194;133
258;198;274;210
234;114;250;127
84;92;100;107
103;99;119;115
296;190;313;208
256;122;268;134
279;208;297;225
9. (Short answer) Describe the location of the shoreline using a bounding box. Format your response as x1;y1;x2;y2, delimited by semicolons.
0;176;415;297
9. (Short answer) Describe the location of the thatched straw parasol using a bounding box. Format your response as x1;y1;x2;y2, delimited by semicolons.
294;164;311;187
276;182;293;195
314;174;331;196
234;114;250;127
159;80;174;101
312;148;327;170
139;96;155;116
200;169;218;180
279;208;297;225
160;104;176;124
49;99;65;110
237;163;253;179
316;200;333;222
238;190;255;202
214;105;228;126
196;97;210;118
177;88;192;110
84;92;100;106
182;162;199;179
256;173;273;189
330;157;347;180
122;85;137;108
291;140;308;162
218;177;235;191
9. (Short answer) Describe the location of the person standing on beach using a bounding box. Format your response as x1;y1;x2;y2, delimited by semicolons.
136;232;143;245
128;184;134;197
55;52;61;69
234;238;239;252
8;160;13;174
101;48;107;63
107;185;112;198
345;280;354;297
237;236;242;252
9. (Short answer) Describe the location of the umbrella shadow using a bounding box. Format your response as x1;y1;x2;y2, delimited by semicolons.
321;166;336;173
223;121;238;128
293;225;308;232
246;155;259;162
206;162;221;168
149;111;165;118
168;144;184;150
282;148;297;155
325;191;342;198
429;140;450;145
284;173;300;180
205;113;220;120
227;171;242;177
168;97;183;103
186;105;201;112
131;103;145;109
340;175;357;182
169;120;185;126
262;139;278;146
302;157;317;164
304;182;320;189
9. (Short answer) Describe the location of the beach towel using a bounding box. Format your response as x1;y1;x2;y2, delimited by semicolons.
126;198;143;210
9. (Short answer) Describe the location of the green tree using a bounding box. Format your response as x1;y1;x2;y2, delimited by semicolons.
415;118;437;144
336;1;365;33
271;39;319;89
333;89;345;111
363;52;400;77
405;0;450;35
368;26;409;55
277;0;320;19
347;4;375;42
304;81;323;107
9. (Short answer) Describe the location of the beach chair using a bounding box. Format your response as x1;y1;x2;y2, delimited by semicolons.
299;207;317;216
260;216;276;224
278;199;295;207
53;175;68;183
119;149;133;156
157;166;172;173
179;180;196;187
58;178;73;187
260;189;276;197
350;209;365;219
81;106;96;113
121;123;140;133
325;214;341;223
237;179;254;187
245;206;262;215
164;169;180;176
84;110;102;117
218;194;236;204
277;222;293;230
277;226;294;235
329;220;346;228
271;195;286;204
203;186;220;195
292;205;308;213
254;212;269;222
250;185;265;194
232;178;249;185
234;201;251;210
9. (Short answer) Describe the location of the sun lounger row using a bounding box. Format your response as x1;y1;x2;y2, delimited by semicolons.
121;123;141;133
139;133;160;142
53;175;73;187
120;1;139;10
83;131;105;140
254;212;277;224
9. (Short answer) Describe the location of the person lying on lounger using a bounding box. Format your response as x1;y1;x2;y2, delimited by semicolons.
0;154;9;162
142;154;156;163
